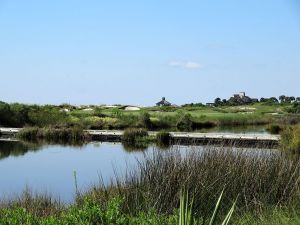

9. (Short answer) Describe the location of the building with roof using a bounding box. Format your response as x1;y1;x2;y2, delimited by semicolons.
156;97;172;107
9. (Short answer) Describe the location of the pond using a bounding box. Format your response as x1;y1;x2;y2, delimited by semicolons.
0;140;276;203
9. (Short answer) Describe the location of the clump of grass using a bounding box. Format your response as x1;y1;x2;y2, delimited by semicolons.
16;127;39;140
281;124;300;154
122;128;149;144
156;131;171;146
17;126;90;143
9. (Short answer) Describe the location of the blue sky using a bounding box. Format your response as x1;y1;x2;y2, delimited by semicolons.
0;0;299;106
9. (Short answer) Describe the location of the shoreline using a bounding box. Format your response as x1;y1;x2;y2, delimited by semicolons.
0;127;280;148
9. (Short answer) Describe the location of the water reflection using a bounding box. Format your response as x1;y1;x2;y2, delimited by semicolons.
0;141;41;160
0;140;88;160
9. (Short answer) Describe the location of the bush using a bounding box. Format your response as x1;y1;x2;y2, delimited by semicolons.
122;128;148;143
286;103;300;114
93;108;106;118
28;106;68;127
151;115;177;129
176;114;193;130
138;112;152;129
267;124;282;134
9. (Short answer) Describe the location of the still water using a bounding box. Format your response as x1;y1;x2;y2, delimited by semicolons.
0;140;275;203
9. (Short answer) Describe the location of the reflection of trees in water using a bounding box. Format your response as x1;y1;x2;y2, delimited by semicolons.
0;140;172;160
0;141;42;160
121;142;148;152
0;140;87;160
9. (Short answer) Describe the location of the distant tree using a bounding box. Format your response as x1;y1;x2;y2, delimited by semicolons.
296;97;300;103
291;97;296;102
284;97;290;104
279;95;286;103
270;97;279;103
0;101;13;126
284;97;294;104
214;98;222;106
260;98;266;103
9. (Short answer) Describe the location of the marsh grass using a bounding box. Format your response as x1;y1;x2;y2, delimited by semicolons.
86;147;300;218
281;124;300;154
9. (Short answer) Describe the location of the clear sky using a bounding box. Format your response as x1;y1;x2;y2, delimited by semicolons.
0;0;299;106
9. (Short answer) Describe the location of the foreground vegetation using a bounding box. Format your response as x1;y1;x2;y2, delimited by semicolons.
1;148;300;224
2;197;300;224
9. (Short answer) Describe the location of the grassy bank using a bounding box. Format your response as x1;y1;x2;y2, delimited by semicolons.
1;148;300;224
1;101;299;132
2;196;300;224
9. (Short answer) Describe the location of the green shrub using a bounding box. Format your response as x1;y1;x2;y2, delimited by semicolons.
267;124;282;134
176;114;193;130
151;115;177;129
93;108;106;118
286;103;300;114
138;112;152;129
27;106;69;127
114;114;139;129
